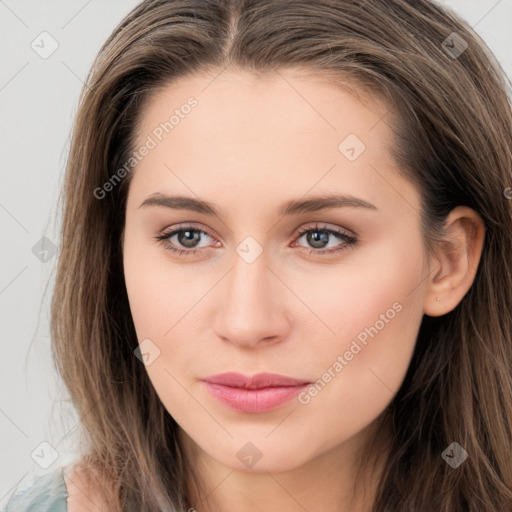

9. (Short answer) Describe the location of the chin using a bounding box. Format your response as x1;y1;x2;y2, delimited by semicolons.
203;437;315;474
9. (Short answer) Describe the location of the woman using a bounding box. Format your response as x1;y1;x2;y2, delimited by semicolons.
5;0;512;510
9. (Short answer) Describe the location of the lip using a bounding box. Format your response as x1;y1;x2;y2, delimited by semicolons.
201;372;311;413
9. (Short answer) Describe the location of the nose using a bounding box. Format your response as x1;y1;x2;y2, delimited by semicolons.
212;246;291;349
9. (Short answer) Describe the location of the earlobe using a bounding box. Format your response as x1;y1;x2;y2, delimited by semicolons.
423;206;485;317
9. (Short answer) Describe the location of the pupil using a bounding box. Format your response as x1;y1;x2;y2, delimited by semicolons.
176;229;330;250
308;231;328;248
179;230;199;248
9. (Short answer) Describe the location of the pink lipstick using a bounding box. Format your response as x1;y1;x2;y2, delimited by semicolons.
201;372;311;413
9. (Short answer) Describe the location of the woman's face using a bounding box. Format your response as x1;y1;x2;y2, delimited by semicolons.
122;69;429;474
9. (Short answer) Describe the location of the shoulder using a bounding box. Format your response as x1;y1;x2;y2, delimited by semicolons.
2;466;68;512
2;463;109;512
63;462;109;512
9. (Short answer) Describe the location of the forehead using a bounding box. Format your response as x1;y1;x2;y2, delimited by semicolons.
128;68;418;218
137;68;390;141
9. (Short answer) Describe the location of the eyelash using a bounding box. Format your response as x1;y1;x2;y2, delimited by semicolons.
154;223;358;257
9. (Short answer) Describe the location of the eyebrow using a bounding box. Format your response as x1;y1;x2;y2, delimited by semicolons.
138;192;377;216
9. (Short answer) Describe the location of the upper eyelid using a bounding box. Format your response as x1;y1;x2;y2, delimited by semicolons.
296;223;354;236
160;222;215;236
160;222;354;244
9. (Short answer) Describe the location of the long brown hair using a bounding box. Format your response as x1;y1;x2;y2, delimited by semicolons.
51;0;512;510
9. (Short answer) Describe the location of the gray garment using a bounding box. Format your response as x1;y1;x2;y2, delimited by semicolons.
2;466;68;512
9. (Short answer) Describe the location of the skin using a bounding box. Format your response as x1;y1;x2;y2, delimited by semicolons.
64;464;108;512
101;68;485;512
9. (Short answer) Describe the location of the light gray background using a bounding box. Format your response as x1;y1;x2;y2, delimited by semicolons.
1;0;511;506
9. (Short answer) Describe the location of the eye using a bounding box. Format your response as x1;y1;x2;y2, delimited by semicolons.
292;223;357;255
154;224;219;256
154;222;358;256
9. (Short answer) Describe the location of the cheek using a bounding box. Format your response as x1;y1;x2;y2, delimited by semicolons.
305;227;425;349
123;243;203;419
123;234;213;398
121;219;427;469
293;240;425;426
123;230;194;339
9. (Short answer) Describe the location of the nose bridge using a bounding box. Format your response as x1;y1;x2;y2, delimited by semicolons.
232;242;269;306
212;240;287;346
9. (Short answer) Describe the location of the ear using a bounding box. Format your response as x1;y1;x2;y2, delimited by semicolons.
423;206;485;317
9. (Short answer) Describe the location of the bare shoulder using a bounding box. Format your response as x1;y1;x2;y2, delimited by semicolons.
64;463;109;512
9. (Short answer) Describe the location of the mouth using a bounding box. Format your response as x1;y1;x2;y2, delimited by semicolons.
201;372;311;413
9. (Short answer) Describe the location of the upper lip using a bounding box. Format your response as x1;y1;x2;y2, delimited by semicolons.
202;372;311;389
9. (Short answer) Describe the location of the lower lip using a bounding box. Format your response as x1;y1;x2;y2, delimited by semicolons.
202;382;309;413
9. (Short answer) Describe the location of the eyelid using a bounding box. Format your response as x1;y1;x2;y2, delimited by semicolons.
293;221;356;239
155;221;358;255
158;222;218;241
153;223;218;257
291;222;357;253
158;221;355;240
